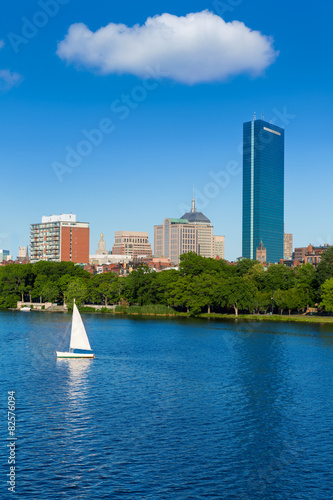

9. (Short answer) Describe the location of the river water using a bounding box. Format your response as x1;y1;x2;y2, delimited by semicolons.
1;311;333;499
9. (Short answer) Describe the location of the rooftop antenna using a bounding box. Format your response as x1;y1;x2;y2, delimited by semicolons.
261;112;264;120
253;112;256;121
191;185;196;213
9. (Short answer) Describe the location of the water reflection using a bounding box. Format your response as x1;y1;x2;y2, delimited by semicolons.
56;358;92;404
228;324;300;497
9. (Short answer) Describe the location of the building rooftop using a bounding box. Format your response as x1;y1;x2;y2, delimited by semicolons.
42;213;76;223
180;197;211;224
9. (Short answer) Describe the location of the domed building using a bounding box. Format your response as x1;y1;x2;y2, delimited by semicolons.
180;198;214;259
180;198;212;225
154;196;225;264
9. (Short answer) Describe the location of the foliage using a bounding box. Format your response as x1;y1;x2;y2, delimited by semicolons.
295;263;316;307
79;306;98;313
64;278;88;307
320;278;333;312
179;252;232;278
0;254;331;317
273;289;287;315
253;290;272;314
215;276;257;316
273;288;302;315
88;273;118;305
283;288;302;315
315;247;333;288
234;259;258;277
244;263;265;286
259;264;295;291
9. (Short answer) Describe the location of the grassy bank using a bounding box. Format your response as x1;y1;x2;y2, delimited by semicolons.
200;313;333;324
88;305;333;324
17;304;333;324
114;304;179;316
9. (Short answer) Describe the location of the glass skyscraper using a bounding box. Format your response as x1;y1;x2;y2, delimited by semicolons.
242;118;284;263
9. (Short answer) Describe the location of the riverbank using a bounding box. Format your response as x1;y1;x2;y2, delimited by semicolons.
113;311;333;324
12;303;333;324
200;313;333;324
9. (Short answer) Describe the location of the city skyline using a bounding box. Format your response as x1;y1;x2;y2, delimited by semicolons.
1;1;332;260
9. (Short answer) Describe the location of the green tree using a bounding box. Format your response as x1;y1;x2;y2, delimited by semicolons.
57;274;73;304
0;264;35;302
186;274;219;315
64;278;88;307
295;263;316;308
179;252;232;278
273;289;286;315
235;259;258;277
151;270;180;305
32;274;49;302
109;278;123;305
88;273;118;305
41;282;59;303
253;290;271;314
283;288;301;315
315;247;333;287
320;278;333;312
121;267;156;305
167;276;192;312
244;262;265;287
215;276;257;316
260;264;295;291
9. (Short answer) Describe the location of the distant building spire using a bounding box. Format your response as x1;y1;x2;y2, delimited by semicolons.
96;233;107;255
191;189;196;213
253;111;256;121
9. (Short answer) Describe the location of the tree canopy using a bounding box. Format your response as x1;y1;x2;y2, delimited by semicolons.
0;252;332;316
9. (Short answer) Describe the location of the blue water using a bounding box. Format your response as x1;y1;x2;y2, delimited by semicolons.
1;311;333;499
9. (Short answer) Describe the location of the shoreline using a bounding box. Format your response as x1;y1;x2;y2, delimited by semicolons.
8;307;333;324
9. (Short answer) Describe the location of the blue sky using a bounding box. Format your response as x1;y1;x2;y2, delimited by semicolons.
0;0;332;260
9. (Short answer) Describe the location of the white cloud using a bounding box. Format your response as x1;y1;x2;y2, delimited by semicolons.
0;69;22;91
57;11;278;84
0;39;23;91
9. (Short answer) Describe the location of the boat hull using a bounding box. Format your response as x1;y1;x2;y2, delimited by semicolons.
56;351;95;358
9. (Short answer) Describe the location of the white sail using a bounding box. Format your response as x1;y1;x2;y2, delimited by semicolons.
69;302;92;351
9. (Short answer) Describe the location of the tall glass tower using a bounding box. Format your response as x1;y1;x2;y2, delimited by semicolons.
242;118;284;263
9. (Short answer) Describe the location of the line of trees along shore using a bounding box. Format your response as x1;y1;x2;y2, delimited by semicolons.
1;249;333;316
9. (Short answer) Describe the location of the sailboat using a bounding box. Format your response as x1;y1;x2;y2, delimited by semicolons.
56;299;95;358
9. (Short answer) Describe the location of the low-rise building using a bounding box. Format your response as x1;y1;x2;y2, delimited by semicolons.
293;244;330;267
89;254;131;266
141;257;171;271
112;231;152;258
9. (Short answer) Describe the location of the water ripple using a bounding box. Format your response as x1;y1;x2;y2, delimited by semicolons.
1;313;333;498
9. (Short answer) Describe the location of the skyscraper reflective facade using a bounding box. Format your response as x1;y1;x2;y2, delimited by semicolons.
242;118;284;263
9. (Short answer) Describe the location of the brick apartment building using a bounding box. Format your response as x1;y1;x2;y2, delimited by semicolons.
30;213;89;264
